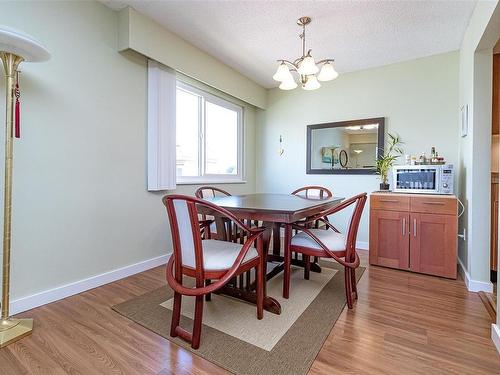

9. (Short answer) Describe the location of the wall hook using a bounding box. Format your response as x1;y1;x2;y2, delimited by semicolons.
279;135;284;156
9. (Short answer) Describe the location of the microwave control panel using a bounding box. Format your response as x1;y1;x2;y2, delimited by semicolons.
441;166;454;194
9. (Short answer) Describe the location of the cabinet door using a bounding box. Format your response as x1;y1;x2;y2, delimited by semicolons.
369;210;410;270
410;213;457;278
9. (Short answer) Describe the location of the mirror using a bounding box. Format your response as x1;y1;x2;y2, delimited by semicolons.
306;117;385;174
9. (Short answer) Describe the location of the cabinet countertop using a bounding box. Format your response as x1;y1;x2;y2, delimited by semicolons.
371;191;457;199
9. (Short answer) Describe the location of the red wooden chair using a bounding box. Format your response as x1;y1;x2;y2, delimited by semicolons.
195;186;232;240
291;186;335;229
195;186;257;242
195;186;232;199
283;193;367;309
291;185;333;199
273;186;335;264
163;194;266;349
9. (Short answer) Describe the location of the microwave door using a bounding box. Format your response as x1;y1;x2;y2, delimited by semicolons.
393;165;453;194
421;169;435;191
429;169;438;192
397;170;409;190
394;168;438;193
418;168;438;192
396;170;403;189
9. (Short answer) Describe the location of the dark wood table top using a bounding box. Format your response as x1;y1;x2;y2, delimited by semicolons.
203;193;343;223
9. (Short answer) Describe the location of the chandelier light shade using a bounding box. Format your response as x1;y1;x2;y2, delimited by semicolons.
273;62;293;82
273;17;338;91
297;55;318;76
303;75;321;90
279;78;298;90
317;61;339;82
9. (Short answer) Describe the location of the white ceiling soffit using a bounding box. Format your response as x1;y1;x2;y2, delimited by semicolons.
103;0;477;89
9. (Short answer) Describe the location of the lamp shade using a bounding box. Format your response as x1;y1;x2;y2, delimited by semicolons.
317;62;339;82
302;75;321;90
0;26;50;62
273;62;293;82
279;78;298;90
297;55;318;75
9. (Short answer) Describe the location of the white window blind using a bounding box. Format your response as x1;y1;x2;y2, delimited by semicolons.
147;60;176;191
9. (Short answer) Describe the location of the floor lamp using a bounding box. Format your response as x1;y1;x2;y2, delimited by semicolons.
0;26;49;348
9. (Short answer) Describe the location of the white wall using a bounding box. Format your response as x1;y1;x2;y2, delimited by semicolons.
256;52;459;243
118;7;267;109
0;1;258;305
457;0;499;290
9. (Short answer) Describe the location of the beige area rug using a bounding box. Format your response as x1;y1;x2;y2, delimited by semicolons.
112;262;365;375
161;266;337;351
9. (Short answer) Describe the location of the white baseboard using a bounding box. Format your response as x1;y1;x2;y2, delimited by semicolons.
356;241;369;251
10;253;170;315
457;257;493;293
492;324;500;354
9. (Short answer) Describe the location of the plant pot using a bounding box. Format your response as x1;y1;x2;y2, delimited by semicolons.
379;183;390;191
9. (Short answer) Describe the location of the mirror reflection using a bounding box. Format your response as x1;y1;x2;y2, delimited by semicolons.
306;118;384;175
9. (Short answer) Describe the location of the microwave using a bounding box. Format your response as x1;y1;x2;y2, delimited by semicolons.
392;164;454;195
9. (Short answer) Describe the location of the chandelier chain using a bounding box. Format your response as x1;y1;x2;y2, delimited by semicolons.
300;24;306;57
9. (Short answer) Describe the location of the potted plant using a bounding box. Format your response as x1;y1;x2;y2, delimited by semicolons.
376;133;404;190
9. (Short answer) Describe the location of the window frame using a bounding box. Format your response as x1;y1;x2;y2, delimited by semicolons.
175;81;244;185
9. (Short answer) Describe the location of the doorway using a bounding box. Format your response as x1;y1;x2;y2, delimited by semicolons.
482;42;500;321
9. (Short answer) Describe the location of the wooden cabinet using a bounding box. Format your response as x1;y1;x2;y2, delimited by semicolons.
369;193;457;279
369;209;409;269
409;213;457;277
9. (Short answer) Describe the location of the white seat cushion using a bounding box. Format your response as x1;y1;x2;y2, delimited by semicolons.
183;239;258;271
291;229;346;252
209;221;217;233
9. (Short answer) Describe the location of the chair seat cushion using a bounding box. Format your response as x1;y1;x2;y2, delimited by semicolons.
183;239;258;271
209;221;217;233
291;229;346;252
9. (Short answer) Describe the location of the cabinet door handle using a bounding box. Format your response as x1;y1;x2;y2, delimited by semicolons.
413;219;417;237
402;218;406;236
422;201;445;205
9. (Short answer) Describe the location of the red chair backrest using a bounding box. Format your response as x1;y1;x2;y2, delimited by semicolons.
164;195;204;273
163;194;262;296
163;195;253;270
195;186;231;199
291;186;333;199
344;194;367;260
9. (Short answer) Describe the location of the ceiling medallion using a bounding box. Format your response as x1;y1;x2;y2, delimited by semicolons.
273;16;338;91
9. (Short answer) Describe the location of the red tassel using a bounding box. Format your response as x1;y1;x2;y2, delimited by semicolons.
15;98;20;139
14;82;20;138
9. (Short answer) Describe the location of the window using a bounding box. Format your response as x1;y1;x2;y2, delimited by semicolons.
176;81;243;184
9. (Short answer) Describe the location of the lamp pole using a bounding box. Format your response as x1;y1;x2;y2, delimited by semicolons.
0;51;33;348
0;26;49;348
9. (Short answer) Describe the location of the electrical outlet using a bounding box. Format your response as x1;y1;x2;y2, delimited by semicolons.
457;228;467;241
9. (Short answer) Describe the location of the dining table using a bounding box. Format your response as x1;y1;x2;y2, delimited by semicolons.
201;193;343;314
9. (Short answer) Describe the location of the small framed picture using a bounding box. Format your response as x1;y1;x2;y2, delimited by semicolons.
461;104;468;138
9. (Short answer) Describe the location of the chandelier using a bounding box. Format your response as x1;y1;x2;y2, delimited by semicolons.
273;16;338;91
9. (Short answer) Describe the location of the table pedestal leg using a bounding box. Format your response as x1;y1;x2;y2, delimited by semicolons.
283;223;291;299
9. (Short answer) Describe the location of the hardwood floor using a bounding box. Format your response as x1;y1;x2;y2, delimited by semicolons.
1;252;499;374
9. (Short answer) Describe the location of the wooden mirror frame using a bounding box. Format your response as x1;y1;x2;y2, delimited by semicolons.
306;117;385;175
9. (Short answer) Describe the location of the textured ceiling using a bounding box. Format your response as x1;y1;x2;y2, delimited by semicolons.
103;0;476;89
